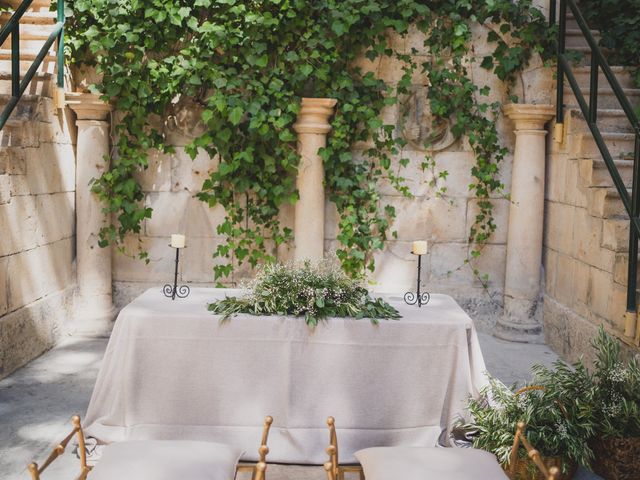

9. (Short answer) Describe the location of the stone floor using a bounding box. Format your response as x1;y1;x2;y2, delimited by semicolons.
0;333;600;480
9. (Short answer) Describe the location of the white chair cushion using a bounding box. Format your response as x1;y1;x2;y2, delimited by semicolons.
88;440;244;480
355;446;509;480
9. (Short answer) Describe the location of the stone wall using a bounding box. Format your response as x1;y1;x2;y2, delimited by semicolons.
0;89;77;379
112;25;554;333
543;108;639;365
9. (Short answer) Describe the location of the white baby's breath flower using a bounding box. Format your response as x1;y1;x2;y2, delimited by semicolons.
609;362;629;383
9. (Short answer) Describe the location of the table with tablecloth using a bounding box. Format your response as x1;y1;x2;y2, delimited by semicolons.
83;288;488;463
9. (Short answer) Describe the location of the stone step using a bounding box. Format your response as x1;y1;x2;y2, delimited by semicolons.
0;23;58;43
587;186;631;219
0;47;57;77
599;217;640;294
0;0;51;10
0;49;55;62
0;71;53;96
565;28;601;48
0;58;56;76
563;45;618;68
569;109;637;134
565;12;579;31
0;11;57;25
0;92;40;118
563;46;593;66
581;157;635;187
575;132;637;160
564;86;640;109
569;66;636;90
0;35;57;53
602;216;631;253
612;252;640;287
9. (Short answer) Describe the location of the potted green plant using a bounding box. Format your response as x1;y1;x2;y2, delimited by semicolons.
463;377;593;479
533;327;640;480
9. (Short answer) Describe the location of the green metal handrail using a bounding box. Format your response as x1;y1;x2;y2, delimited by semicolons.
0;0;64;130
550;0;640;319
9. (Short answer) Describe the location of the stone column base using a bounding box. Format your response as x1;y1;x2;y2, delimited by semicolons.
72;296;117;337
494;318;544;343
494;295;545;343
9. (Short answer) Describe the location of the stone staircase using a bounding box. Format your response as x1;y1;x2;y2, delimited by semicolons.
0;0;58;107
545;11;640;346
0;0;60;204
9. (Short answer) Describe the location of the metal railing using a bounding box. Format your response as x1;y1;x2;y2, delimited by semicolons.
0;0;64;130
551;0;640;335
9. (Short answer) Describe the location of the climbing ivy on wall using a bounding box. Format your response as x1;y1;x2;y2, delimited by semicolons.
65;0;553;282
580;0;640;87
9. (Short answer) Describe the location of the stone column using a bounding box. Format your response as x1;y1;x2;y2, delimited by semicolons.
66;92;116;335
494;104;555;343
292;98;337;262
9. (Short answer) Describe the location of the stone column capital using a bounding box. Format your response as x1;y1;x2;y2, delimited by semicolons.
503;103;555;131
66;92;113;121
293;98;337;135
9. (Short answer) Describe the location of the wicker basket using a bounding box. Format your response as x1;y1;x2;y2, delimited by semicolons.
507;456;576;480
591;436;640;480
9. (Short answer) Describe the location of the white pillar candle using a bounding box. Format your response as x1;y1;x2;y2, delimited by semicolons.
171;234;186;249
412;241;427;255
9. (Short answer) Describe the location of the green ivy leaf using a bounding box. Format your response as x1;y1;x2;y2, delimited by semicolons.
229;106;244;125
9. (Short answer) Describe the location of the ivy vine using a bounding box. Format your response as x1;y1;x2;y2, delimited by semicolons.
580;0;640;89
65;0;553;282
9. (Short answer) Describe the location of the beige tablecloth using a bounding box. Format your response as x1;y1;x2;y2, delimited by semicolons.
84;288;488;463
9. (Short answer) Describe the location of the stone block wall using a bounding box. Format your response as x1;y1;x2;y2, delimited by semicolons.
112;25;553;333
542;110;639;365
0;92;77;379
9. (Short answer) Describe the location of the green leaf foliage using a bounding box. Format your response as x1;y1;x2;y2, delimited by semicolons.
580;0;640;89
65;0;553;280
533;326;640;439
465;327;640;474
465;378;594;473
207;261;401;326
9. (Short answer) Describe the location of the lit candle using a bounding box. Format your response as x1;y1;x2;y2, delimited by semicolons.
171;234;186;249
412;240;427;255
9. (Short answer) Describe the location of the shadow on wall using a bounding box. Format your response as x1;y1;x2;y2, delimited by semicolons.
0;98;77;379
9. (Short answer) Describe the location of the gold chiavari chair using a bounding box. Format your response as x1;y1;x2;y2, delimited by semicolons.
322;417;364;480
324;417;560;480
237;415;273;480
27;415;273;480
28;415;90;480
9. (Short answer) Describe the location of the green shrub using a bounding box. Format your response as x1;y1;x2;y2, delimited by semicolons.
533;326;640;439
580;0;640;87
464;377;594;472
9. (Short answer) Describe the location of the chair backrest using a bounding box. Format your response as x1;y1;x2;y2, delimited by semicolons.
508;421;560;480
325;418;559;480
28;414;274;480
258;415;273;463
236;415;273;480
27;415;91;480
324;417;339;480
323;417;365;480
253;461;267;480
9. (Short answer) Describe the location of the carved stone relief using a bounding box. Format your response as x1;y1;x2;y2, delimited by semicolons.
166;95;207;138
398;85;456;151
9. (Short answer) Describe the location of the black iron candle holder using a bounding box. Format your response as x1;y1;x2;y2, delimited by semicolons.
163;246;190;300
404;253;430;307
